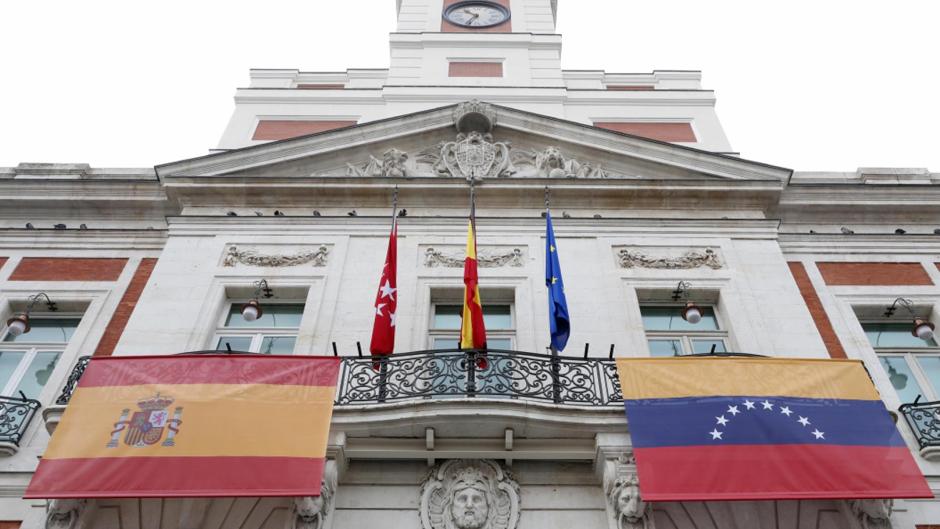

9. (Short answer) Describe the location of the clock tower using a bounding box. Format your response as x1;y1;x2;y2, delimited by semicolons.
388;0;563;86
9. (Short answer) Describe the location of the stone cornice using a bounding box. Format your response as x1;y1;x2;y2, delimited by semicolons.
0;229;168;250
779;234;940;255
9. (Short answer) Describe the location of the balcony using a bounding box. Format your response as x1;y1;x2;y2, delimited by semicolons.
53;348;623;412
0;394;41;456
899;399;940;460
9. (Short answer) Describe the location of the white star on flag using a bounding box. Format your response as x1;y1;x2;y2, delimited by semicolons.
716;415;728;426
780;406;793;416
743;399;756;410
709;429;723;440
812;429;825;440
761;400;774;410
379;279;396;300
375;303;386;317
797;416;811;427
389;311;396;327
727;405;740;416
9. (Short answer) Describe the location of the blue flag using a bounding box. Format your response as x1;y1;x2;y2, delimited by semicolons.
545;212;570;351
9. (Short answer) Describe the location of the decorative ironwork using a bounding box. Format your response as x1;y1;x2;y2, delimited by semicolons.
337;348;623;406
56;355;90;405
899;399;940;450
0;394;41;446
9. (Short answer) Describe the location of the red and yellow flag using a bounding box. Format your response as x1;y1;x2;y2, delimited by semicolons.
25;354;340;498
460;219;487;350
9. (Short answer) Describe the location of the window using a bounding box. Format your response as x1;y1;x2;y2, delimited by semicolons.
864;321;940;404
1;316;81;399
641;305;728;356
429;303;514;350
214;303;303;354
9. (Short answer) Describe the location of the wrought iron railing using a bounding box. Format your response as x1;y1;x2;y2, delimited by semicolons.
336;348;623;406
0;395;41;447
899;399;940;450
55;349;623;407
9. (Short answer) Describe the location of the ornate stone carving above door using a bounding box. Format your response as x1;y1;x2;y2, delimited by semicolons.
615;247;722;270
419;459;520;529
423;245;526;268
222;244;330;267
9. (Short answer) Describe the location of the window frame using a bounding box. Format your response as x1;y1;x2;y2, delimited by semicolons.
212;301;304;355
641;303;729;356
862;319;940;403
0;313;82;399
429;302;516;350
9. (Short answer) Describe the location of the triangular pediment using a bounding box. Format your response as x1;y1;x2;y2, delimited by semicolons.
156;102;791;185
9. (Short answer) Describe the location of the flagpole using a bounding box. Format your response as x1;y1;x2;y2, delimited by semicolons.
377;185;399;402
546;185;561;403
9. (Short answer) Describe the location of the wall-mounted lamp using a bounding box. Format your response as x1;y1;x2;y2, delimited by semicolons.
672;281;702;324
5;293;58;337
241;280;274;322
884;298;935;342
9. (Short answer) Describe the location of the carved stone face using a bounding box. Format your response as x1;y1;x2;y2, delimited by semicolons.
616;483;645;523
541;147;564;168
296;495;325;517
451;485;489;529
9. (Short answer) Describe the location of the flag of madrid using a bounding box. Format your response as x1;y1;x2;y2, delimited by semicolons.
369;222;397;357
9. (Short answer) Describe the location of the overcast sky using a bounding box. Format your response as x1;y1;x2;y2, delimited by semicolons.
1;0;937;172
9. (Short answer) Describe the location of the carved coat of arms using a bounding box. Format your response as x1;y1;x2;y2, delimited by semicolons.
107;393;183;448
441;132;511;180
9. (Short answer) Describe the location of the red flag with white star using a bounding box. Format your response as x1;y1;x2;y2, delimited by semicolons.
369;221;397;357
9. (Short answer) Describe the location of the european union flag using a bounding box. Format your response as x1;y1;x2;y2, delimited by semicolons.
545;212;570;351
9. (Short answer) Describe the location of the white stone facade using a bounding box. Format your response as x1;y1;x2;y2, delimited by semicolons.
1;1;940;528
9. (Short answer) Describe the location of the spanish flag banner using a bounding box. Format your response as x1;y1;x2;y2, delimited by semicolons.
25;354;340;498
616;357;931;500
460;219;487;350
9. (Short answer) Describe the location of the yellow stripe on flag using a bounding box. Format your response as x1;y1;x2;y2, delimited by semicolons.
465;220;476;259
616;357;880;401
44;384;335;459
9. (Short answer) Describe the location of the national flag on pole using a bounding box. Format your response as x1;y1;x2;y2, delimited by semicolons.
545;212;570;351
370;221;397;358
25;354;340;498
615;356;932;501
460;218;487;350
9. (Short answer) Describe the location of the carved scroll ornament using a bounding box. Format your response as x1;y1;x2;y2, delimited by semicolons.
420;459;520;529
424;247;525;268
617;248;722;270
223;245;329;267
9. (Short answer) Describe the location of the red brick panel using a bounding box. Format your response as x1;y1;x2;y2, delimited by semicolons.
252;120;357;141
449;62;503;78
296;84;345;90
93;259;158;357
0;522;21;529
9;258;127;282
788;262;847;359
441;0;511;32
606;85;656;91
593;122;697;142
916;526;940;529
0;257;7;272
817;262;933;286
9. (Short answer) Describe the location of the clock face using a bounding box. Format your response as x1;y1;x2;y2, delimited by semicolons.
444;1;511;28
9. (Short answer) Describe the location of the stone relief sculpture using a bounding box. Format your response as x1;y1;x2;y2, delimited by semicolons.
289;461;338;529
603;455;654;529
440;131;513;181
46;499;95;529
346;149;409;177
420;459;520;529
424;247;525;268
849;499;893;529
223;245;330;267
616;248;722;270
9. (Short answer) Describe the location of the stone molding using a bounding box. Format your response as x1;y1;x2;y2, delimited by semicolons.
603;454;654;529
615;247;722;270
222;244;330;267
849;499;893;529
45;499;97;529
289;460;339;529
420;459;520;529
423;246;526;268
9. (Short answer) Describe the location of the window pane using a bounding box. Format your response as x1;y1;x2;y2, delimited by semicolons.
487;338;512;350
0;351;26;391
216;336;253;352
915;356;940;400
879;356;924;404
259;336;296;355
641;306;718;332
864;323;938;348
649;339;684;357
431;337;512;350
692;340;727;354
224;304;304;329
433;337;460;350
433;304;512;330
14;352;60;399
4;318;80;343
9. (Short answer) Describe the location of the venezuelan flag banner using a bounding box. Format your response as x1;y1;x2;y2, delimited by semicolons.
25;354;340;498
616;357;932;501
460;219;487;350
